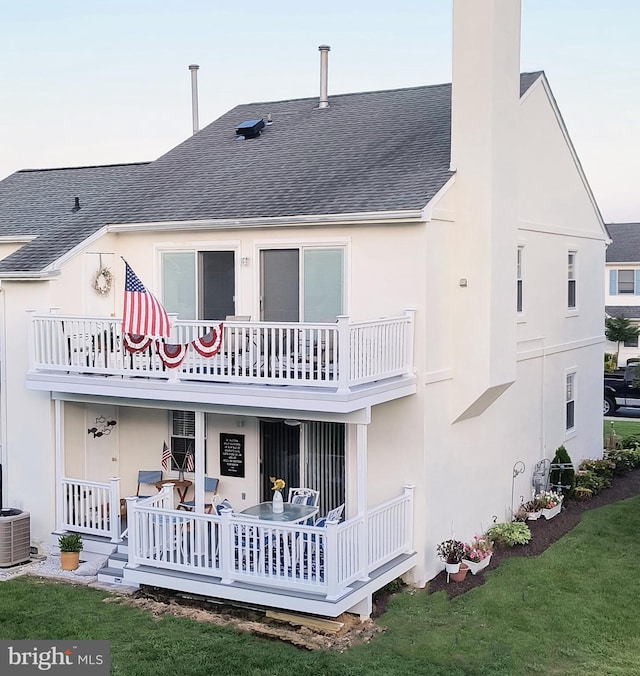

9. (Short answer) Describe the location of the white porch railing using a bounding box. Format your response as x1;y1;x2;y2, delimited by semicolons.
60;477;122;543
28;311;415;391
124;486;414;600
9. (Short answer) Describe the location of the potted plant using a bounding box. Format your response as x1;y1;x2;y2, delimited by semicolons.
58;532;83;571
523;497;543;520
538;490;563;519
436;539;465;573
462;534;494;575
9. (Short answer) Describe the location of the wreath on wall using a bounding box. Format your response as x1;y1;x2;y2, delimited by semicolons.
92;264;113;295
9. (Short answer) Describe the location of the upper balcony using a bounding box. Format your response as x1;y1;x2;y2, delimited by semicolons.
26;312;417;414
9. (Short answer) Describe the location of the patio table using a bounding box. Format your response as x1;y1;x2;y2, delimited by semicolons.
239;502;318;523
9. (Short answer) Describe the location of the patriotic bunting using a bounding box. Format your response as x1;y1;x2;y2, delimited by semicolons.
191;323;224;357
155;341;189;369
123;333;153;353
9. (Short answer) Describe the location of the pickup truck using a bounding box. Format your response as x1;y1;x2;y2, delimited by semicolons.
604;361;640;415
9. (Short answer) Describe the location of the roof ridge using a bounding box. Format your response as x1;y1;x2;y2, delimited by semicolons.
17;162;150;174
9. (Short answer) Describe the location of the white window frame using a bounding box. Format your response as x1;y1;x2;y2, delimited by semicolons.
565;370;576;436
617;269;636;294
517;246;524;314
169;410;207;474
567;250;577;312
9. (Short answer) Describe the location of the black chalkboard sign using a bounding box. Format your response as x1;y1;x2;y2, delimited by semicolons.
220;433;245;477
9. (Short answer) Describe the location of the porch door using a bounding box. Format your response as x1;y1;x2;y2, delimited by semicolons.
259;420;345;517
259;421;300;500
261;250;299;322
200;251;235;320
85;404;119;481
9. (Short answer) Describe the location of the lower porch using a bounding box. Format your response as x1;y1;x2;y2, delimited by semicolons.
61;481;416;618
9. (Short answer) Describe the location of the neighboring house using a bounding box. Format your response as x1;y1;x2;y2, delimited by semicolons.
605;222;640;366
0;1;607;618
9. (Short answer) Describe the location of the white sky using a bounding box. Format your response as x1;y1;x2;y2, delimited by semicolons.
1;0;638;223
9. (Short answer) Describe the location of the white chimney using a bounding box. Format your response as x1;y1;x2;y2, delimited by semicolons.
189;64;200;135
318;45;331;109
449;0;521;421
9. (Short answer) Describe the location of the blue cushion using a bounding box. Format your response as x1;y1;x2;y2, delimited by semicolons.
215;499;233;515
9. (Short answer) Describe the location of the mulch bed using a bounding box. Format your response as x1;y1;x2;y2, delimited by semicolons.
427;468;640;599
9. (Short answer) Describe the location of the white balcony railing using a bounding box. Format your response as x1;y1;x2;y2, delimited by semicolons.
125;486;415;600
28;312;415;391
59;477;122;543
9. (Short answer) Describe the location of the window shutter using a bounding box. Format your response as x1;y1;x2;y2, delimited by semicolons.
635;270;640;295
609;269;617;295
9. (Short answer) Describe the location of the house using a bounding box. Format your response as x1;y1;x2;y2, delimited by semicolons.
0;0;607;618
605;222;640;366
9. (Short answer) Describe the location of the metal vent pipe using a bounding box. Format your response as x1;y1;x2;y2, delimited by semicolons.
189;64;200;134
318;45;330;109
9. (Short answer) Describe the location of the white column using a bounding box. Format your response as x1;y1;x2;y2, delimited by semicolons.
356;422;370;581
54;399;64;533
194;411;205;513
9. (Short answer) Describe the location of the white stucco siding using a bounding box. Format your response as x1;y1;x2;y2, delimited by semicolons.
1;280;58;549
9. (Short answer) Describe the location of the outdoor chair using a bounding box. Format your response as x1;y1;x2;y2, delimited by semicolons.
287;487;320;507
136;470;163;499
178;476;219;513
215;499;233;515
315;503;345;527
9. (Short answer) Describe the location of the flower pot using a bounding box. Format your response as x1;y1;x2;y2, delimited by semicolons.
60;552;80;571
449;562;469;582
462;554;492;575
527;511;541;520
542;503;561;520
272;490;284;514
444;561;461;574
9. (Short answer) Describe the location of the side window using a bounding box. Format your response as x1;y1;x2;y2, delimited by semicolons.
565;372;576;433
516;246;523;313
567;251;577;310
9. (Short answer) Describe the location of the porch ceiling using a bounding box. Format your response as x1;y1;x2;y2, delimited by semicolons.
27;371;417;416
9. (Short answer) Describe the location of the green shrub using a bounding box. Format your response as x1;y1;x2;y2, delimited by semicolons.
486;522;531;547
58;532;83;552
605;447;640;474
604;353;617;372
579;459;615;487
573;486;594;502
620;435;640;450
550;445;575;499
575;469;605;494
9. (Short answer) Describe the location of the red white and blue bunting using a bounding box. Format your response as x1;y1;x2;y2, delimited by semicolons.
123;322;224;369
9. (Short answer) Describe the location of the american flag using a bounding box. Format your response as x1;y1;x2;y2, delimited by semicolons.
122;261;171;338
161;441;171;471
185;448;195;473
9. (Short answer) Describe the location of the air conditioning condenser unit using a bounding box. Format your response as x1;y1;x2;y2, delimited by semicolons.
0;509;31;567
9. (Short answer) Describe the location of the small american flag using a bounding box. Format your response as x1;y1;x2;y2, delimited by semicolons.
185;448;195;473
122;260;170;338
161;441;171;471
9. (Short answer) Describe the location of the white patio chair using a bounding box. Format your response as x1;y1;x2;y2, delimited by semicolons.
287;487;320;507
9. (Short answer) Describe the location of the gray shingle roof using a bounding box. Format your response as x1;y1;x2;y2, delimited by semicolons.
606;306;640;320
606;223;640;263
0;72;543;274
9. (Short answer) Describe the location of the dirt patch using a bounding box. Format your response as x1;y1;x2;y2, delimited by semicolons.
427;468;640;599
108;590;383;651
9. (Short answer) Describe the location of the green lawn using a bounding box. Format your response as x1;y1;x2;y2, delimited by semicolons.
604;418;640;442
2;497;640;674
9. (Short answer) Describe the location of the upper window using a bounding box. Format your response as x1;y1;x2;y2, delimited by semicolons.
516;246;523;313
567;251;577;310
565;372;576;433
162;250;235;320
260;247;344;322
609;269;640;296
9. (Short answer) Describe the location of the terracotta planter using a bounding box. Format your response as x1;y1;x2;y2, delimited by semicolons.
449;562;469;582
60;552;80;571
